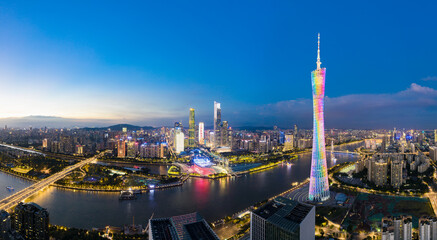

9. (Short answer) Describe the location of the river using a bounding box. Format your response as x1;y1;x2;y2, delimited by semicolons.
0;142;362;229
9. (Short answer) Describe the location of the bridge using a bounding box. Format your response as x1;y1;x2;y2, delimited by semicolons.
0;151;106;212
0;143;46;156
331;150;359;155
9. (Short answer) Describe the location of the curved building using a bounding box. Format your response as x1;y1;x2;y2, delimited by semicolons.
309;34;330;202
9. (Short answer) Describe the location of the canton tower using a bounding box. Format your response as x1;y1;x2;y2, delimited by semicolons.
309;33;330;202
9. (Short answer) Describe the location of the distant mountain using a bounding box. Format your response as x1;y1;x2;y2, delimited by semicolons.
82;124;155;131
0;116;155;129
232;126;274;131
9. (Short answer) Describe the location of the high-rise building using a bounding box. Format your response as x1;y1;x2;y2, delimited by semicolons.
294;124;299;147
117;140;126;158
309;34;330;202
127;141;137;158
250;197;315;240
403;217;413;240
382;216;412;240
149;212;219;240
13;202;49;240
283;134;294;151
214;101;221;148
140;143;165;158
174;128;185;154
371;159;388;187
198;122;205;144
0;210;11;239
221;121;229;147
420;219;431;240
279;131;285;145
431;146;437;162
42;138;48;149
76;145;84;155
431;217;437;240
435;129;437;145
381;231;394;240
188;108;196;148
391;160;403;188
419;217;437;240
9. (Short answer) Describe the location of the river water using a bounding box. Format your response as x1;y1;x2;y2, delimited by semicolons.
0;142;362;229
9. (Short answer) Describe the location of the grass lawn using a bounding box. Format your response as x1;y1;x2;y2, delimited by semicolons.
316;206;349;224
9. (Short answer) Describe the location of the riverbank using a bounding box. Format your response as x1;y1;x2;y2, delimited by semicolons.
0;167;37;183
234;157;294;176
98;159;172;166
53;175;191;192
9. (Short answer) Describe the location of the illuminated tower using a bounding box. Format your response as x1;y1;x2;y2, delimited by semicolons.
198;122;205;144
309;33;330;202
214;101;221;148
188;108;196;148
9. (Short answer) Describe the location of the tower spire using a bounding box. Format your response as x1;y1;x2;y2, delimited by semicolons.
317;33;321;70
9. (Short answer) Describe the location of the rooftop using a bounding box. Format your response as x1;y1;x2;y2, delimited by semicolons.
253;197;314;232
184;221;220;240
149;219;179;240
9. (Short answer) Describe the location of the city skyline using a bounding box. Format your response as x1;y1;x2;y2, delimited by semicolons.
1;2;437;239
0;1;437;129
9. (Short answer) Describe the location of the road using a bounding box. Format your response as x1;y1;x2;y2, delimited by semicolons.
0;151;106;212
0;143;46;156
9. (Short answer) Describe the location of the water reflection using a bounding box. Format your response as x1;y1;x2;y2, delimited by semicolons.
1;142;363;229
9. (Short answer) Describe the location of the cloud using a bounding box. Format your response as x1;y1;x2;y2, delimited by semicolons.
3;83;437;130
255;83;437;129
422;76;437;81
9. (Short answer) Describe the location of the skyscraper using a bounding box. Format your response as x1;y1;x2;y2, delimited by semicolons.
0;210;11;239
214;101;221;148
434;129;437;145
221;121;229;147
188;108;196;148
117;140;126;158
294;124;299;148
391;160;403;188
309;34;330;202
149;212;219;240
198;122;205;144
250;197;315;240
174;127;184;154
13;202;49;240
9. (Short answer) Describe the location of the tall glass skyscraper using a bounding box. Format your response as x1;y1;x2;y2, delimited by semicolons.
214;101;221;148
188;108;195;148
198;122;204;144
309;34;330;202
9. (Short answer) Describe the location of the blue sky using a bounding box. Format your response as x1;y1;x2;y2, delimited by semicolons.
0;1;436;128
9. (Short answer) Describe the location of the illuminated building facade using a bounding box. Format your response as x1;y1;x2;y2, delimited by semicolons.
214;101;221;148
391;160;403;188
117;140;126;158
198;122;204;144
309;34;330;202
188;108;196;148
13;202;49;240
221;121;229;146
283;134;294;151
435;129;437;144
174;127;184;154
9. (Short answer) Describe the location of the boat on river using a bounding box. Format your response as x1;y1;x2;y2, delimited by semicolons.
119;190;135;200
6;186;14;191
